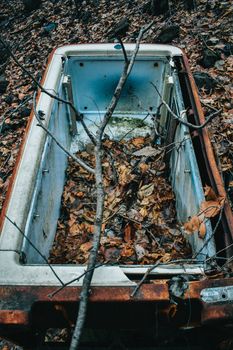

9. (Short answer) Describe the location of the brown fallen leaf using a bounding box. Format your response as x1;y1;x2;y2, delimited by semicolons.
183;215;200;233
184;193;225;238
138;183;154;199
200;196;225;218
69;224;81;236
121;244;134;257
118;164;134;186
133;146;162;157
124;222;133;242
139;162;149;173
131;137;145;148
80;242;92;253
204;185;218;201
199;221;206;238
77;191;84;198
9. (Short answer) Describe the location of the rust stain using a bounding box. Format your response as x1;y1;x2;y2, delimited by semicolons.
0;48;233;331
202;304;233;324
182;54;233;236
1;277;233;325
0;48;57;232
0;310;29;325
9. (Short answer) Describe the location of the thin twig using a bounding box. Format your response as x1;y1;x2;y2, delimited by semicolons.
0;37;96;145
5;216;64;286
99;21;154;139
150;82;221;130
117;37;128;64
219;253;233;271
70;136;105;350
33;92;95;174
0;96;32;133
103;207;121;224
69;24;153;350
206;242;233;264
118;113;150;142
131;258;162;297
48;262;108;298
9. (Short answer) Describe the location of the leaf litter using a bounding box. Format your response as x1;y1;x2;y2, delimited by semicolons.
0;0;232;217
49;136;191;265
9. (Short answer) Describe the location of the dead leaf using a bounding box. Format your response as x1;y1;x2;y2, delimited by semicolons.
199;221;206;238
131;137;145;148
121;244;134;257
69;224;81;236
77;191;84;198
80;242;92;253
118;164;134;186
200;199;223;218
183;215;200;233
133;146;162;157
139;162;149;173
124;223;133;242
138;183;154;199
139;207;148;218
135;244;147;260
204;185;218;201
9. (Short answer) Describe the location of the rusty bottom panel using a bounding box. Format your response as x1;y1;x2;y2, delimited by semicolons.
0;310;28;326
1;278;233;326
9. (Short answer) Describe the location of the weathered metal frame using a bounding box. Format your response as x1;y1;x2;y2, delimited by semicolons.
0;44;233;346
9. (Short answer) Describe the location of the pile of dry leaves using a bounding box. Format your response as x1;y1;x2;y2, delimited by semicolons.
0;0;232;216
50;136;191;264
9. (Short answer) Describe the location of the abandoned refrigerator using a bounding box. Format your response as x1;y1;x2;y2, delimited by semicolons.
0;44;233;348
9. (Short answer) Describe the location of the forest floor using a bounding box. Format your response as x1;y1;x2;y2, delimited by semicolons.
0;0;232;348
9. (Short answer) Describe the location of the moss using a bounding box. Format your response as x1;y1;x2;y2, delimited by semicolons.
108;116;148;128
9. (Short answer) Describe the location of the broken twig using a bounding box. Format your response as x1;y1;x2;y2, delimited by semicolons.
70;23;153;350
6;216;64;286
0;37;96;145
151;82;221;130
131;259;162;297
33;92;95;174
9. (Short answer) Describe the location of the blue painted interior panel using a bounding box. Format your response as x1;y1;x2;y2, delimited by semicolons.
21;55;216;264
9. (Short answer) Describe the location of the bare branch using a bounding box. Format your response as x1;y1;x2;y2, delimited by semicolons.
70;138;104;350
150;82;221;130
0;96;32;133
0;37;96;145
131;258;162;297
99;22;154;139
5;215;64;286
117;37;128;64
48;261;108;298
69;23;154;350
126;21;154;77
33;92;95;175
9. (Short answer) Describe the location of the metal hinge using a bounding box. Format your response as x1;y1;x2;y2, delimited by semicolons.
62;75;77;136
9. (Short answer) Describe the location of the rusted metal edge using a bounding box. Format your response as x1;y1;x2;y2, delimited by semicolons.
0;47;233;331
0;49;57;232
182;54;233;237
1;277;233;325
202;303;233;324
0;310;29;326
